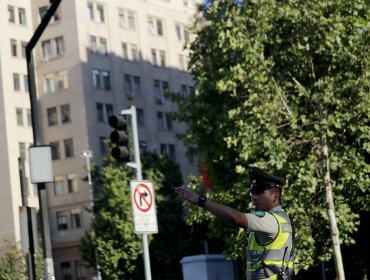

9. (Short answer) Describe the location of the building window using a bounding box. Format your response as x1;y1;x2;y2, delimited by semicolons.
18;8;27;25
165;113;173;130
13;73;20;91
39;6;48;21
39;6;61;22
131;44;139;61
67;174;78;193
90;36;107;55
64;139;74;158
42;40;52;60
87;3;94;20
55;37;65;56
181;85;188;98
56;212;68;230
70;208;81;228
99;38;107;55
21;42;27;58
106;104;114;119
178;54;185;70
175;23;190;42
61;104;71;123
75;261;86;279
183;0;195;8
11;40;17;57
47;107;58;126
8;6;15;23
16;108;23;126
160;144;176;162
122;43;140;61
118;9;136;30
90;36;97;53
157;111;172;130
157;112;165;130
156;19;163;36
99;137;108;156
151;49;157;66
133;76;141;95
56;71;67;90
27;109;32;127
154;80;169;102
96;103;104;122
137;108;145;127
139;141;148;155
44;74;54;93
19;142;26;160
151;49;166;67
24;75;29;92
54;176;64;195
124;74;133;98
50;141;61;160
122;42;128;59
159;50;166;67
92;69;111;90
97;5;105;22
128;12;135;30
154;80;161;100
175;24;181;40
42;37;65;60
60;262;72;280
148;16;164;36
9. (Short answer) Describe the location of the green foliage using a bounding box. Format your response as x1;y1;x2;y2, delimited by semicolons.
0;242;27;280
142;152;201;280
80;155;143;280
175;0;370;275
80;151;197;279
35;249;44;280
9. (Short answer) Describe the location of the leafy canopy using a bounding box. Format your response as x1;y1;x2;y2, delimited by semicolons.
175;0;370;273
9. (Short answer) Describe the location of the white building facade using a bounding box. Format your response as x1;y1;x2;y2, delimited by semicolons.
0;0;199;279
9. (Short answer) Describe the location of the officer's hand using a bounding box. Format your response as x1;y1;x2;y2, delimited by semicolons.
175;186;199;205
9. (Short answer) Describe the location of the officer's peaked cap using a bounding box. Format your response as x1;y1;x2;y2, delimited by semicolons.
248;166;285;192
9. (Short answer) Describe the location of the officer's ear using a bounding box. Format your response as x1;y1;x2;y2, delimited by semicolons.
270;188;280;202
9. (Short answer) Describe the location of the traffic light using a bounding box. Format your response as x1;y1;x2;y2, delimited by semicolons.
108;115;130;162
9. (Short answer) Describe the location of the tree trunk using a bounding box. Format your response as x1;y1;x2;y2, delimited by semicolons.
321;131;345;280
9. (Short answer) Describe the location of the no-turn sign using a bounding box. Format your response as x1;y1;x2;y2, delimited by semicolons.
130;180;158;233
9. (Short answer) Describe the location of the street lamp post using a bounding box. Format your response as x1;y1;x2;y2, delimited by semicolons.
81;150;102;280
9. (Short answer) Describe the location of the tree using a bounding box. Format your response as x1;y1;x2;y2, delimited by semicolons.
0;242;27;280
80;151;199;279
174;0;369;278
79;155;144;280
142;152;202;280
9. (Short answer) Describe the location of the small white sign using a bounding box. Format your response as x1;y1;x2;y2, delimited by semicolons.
29;146;53;183
130;180;158;234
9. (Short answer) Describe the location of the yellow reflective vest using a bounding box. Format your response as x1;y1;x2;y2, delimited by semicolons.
246;209;294;280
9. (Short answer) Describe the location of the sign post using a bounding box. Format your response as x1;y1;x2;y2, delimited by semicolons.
121;106;155;280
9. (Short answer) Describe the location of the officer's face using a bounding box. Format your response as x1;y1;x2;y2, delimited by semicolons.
250;189;277;211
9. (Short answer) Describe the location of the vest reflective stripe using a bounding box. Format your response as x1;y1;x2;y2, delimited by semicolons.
246;210;294;280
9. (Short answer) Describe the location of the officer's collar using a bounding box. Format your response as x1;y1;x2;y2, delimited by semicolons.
269;205;283;213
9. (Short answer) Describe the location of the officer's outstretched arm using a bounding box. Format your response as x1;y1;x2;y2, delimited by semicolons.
175;186;248;230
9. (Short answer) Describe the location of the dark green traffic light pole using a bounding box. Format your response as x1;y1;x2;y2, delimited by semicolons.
26;1;63;279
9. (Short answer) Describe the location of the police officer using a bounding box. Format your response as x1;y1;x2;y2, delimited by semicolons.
175;167;294;280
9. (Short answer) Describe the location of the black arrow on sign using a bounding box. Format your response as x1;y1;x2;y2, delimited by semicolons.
139;191;148;206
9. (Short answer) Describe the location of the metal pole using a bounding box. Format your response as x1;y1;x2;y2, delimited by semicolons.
19;157;36;280
26;1;63;279
81;150;102;280
122;106;152;280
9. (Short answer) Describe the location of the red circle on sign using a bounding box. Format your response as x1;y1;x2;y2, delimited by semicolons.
133;184;153;212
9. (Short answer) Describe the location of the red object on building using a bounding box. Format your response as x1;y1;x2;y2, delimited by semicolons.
200;165;212;189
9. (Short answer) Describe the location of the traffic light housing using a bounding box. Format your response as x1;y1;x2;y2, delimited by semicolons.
109;115;130;162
